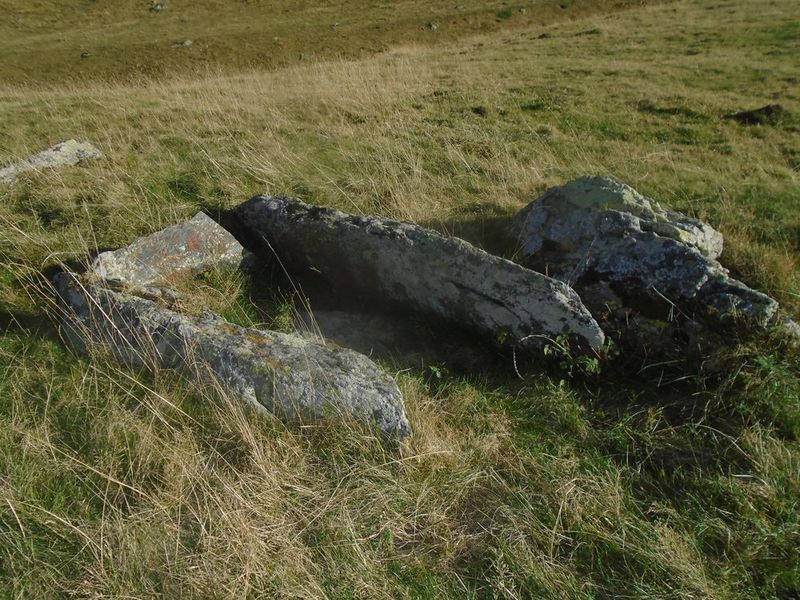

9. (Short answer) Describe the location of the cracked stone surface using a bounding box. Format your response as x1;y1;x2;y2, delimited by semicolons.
0;140;102;184
236;195;605;352
53;272;411;439
510;176;778;327
54;211;411;438
91;212;247;286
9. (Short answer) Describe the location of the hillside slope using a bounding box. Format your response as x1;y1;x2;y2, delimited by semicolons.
1;0;652;85
1;0;799;598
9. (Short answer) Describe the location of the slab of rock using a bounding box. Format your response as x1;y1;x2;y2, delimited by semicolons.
91;212;247;286
0;140;102;184
235;196;605;352
53;272;411;439
510;176;778;327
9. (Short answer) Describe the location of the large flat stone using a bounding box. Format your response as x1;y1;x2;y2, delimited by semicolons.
235;196;605;352
53;272;411;439
91;212;246;286
0;140;102;184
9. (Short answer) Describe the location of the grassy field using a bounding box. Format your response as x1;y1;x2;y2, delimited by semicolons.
1;0;799;597
0;0;647;85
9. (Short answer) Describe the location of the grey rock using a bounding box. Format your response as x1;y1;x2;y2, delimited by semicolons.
91;212;247;286
236;196;605;351
0;140;102;184
53;272;411;439
511;176;777;327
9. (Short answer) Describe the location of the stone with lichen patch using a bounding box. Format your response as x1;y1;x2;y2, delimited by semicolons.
510;176;777;327
0;140;102;184
91;212;247;286
53;272;411;439
236;195;605;352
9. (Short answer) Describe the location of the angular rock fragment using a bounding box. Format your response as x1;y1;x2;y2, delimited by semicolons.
91;212;246;286
0;140;102;184
53;272;411;439
236;196;605;352
510;176;778;327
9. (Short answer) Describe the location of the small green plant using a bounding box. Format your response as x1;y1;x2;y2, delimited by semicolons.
542;332;604;377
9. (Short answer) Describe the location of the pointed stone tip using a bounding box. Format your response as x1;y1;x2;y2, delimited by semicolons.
89;211;245;286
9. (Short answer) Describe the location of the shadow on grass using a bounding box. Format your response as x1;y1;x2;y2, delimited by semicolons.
417;207;519;258
0;309;60;342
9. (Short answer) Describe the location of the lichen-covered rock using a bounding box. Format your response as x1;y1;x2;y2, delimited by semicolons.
53;272;411;439
511;176;778;327
236;196;605;352
0;140;102;184
91;212;246;286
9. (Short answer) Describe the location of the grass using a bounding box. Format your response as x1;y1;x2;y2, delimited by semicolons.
0;0;651;86
1;0;799;597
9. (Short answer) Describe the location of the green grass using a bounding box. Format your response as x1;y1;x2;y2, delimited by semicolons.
1;0;800;597
0;0;650;86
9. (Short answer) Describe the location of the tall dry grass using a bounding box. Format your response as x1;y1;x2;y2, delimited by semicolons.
1;0;799;596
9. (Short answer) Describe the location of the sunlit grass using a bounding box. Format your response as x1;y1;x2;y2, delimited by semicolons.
0;0;798;597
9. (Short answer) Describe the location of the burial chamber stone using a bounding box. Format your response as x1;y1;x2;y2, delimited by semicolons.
510;176;778;327
0;140;102;184
53;274;411;438
54;212;411;438
92;212;247;286
235;196;606;352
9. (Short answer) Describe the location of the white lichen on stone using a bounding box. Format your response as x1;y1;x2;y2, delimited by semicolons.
91;212;246;286
511;176;777;326
0;140;102;184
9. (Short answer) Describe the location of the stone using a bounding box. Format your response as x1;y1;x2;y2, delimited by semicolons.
91;212;247;286
0;140;102;184
510;176;778;327
235;196;605;352
724;104;790;126
53;272;411;439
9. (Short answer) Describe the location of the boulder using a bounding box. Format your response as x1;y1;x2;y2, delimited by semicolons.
510;176;778;328
0;140;102;184
235;196;605;352
53;273;411;439
56;212;411;438
91;212;247;286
